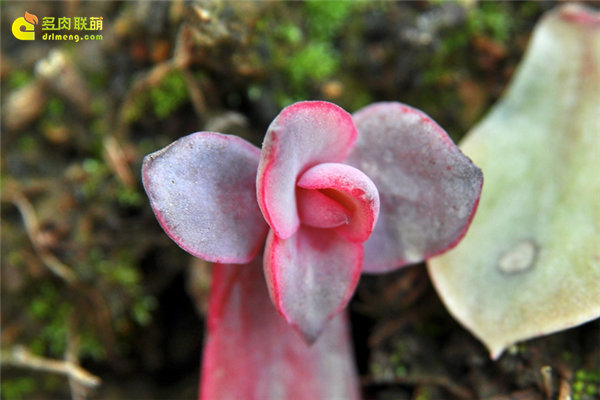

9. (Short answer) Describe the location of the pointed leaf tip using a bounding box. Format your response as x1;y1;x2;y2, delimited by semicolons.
263;227;362;343
142;132;268;263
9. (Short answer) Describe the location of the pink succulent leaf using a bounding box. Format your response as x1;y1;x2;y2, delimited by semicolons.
257;101;358;239
345;102;483;273
142;132;268;264
200;259;360;400
296;188;350;229
297;162;380;243
263;227;362;343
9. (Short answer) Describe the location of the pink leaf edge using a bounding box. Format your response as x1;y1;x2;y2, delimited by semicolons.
200;259;360;400
263;227;363;343
257;101;358;239
345;102;483;273
142;132;268;264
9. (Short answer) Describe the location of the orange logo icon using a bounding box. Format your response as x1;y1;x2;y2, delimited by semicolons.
12;11;38;40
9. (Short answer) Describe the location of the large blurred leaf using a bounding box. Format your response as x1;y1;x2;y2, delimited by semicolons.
428;4;600;359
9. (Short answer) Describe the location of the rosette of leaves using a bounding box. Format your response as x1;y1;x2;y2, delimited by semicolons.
142;100;483;399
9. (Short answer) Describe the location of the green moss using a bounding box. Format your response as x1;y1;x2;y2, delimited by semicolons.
571;369;600;400
253;1;368;109
247;85;262;101
414;389;432;400
7;250;25;267
90;97;107;116
46;97;66;118
91;248;156;325
78;329;106;360
7;70;33;89
28;283;60;320
26;283;74;357
122;93;146;123
81;158;109;198
288;43;339;85
95;250;140;286
123;70;189;123
82;158;105;178
388;341;409;377
468;3;512;43
17;277;107;391
87;71;108;91
348;90;372;112
41;375;63;392
395;364;408;377
304;0;358;40
132;295;157;326
150;70;189;119
17;136;36;152
41;310;69;356
369;362;383;376
0;377;36;400
277;23;303;44
274;92;301;109
116;184;143;207
423;2;515;86
561;350;573;362
80;157;145;207
575;369;600;383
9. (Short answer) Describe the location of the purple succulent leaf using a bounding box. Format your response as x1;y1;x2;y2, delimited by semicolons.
142;132;268;264
345;102;483;273
257;101;358;239
263;227;362;344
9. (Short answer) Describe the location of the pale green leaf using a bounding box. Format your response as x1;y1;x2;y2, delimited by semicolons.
428;4;600;359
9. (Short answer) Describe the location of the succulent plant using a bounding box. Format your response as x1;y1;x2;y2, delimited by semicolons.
142;100;482;399
428;4;600;359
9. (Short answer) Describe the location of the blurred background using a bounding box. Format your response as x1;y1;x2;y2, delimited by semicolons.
2;1;599;399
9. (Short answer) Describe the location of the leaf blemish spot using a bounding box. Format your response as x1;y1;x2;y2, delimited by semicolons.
497;239;538;274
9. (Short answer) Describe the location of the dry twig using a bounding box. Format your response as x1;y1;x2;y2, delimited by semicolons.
5;190;78;285
540;365;553;400
557;378;571;400
1;346;101;390
3;187;117;358
103;136;135;187
65;318;91;400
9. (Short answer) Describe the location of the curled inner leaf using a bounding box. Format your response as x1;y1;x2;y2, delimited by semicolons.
257;101;358;239
296;188;350;229
297;163;380;243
